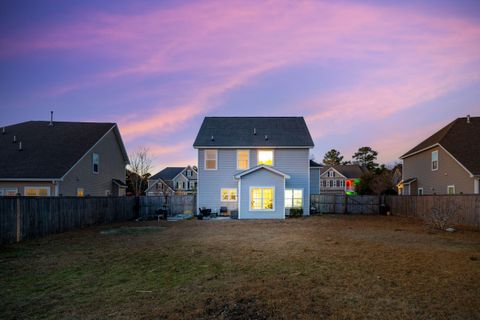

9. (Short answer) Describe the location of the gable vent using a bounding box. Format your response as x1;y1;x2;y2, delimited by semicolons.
19;141;23;151
13;135;16;143
467;114;471;124
2;127;5;134
211;135;215;141
253;128;256;135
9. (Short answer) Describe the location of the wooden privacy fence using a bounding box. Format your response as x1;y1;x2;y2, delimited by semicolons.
385;195;480;229
139;195;196;217
0;196;138;245
310;194;380;214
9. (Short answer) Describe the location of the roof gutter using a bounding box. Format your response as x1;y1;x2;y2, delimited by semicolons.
0;178;62;181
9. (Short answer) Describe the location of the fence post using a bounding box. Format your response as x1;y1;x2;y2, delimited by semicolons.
16;197;21;242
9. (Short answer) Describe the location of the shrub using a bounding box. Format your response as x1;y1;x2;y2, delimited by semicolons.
289;208;303;217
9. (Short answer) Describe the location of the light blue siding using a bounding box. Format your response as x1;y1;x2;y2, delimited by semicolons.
239;168;285;219
198;148;310;218
310;167;320;194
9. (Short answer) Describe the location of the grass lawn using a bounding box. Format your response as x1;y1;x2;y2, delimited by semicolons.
1;215;479;319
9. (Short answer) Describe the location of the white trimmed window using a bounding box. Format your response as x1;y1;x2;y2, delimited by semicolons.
285;189;303;208
221;188;237;202
237;150;249;170
418;188;423;195
205;149;217;170
24;187;50;196
447;185;455;195
250;187;274;210
431;150;438;171
77;188;84;197
92;153;100;174
258;150;273;166
186;169;192;177
0;188;18;196
327;171;334;177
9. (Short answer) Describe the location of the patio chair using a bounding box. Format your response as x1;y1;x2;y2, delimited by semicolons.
219;206;228;216
197;207;212;220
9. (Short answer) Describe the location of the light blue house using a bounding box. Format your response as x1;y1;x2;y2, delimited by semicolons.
193;117;314;219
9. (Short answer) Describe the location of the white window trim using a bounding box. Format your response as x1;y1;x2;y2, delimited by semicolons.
418;187;423;195
249;186;275;211
0;188;18;196
257;150;274;166
285;188;303;209
431;150;439;171
447;185;455;195
204;149;218;170
24;186;51;196
236;150;250;170
92;153;100;174
220;188;238;202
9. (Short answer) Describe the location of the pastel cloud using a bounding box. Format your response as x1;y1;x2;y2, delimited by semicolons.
1;0;480;168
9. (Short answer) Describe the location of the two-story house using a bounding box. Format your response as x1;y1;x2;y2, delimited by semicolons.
320;164;368;195
193;117;314;219
146;166;197;196
398;116;480;195
0;120;129;196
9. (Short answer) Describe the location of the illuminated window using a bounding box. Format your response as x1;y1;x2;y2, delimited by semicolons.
92;153;100;173
250;187;274;210
258;150;273;166
237;150;249;170
24;187;50;196
205;149;217;170
221;188;237;202
285;189;303;208
77;188;84;197
431;151;438;171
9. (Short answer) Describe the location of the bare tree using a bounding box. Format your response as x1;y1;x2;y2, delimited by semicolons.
424;200;461;230
128;147;153;196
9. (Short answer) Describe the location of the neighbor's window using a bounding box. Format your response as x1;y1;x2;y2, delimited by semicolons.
250;187;274;210
285;189;303;208
205;149;217;170
237;150;249;170
105;190;111;196
258;150;273;166
0;188;18;196
327;171;334;177
221;188;237;202
24;187;50;196
92;153;100;173
447;185;455;195
431;150;438;171
186;169;192;177
418;188;423;196
77;188;84;197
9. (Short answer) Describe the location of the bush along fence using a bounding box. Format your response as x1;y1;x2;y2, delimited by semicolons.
0;195;197;245
384;195;480;230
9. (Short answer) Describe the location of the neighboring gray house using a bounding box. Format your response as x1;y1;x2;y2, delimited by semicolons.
399;116;480;195
320;165;368;195
309;159;323;194
146;166;197;196
193;117;314;219
0;121;129;196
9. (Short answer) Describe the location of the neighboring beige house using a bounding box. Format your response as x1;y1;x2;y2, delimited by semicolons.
398;116;480;195
0;120;129;196
320;164;368;195
146;166;197;196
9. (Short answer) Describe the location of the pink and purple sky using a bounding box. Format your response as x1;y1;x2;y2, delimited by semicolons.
1;0;479;172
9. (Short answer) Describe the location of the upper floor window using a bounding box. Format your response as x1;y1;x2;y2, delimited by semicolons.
327;171;335;177
237;150;249;170
258;150;273;166
92;153;100;174
186;169;192;177
431;150;438;171
205;149;217;170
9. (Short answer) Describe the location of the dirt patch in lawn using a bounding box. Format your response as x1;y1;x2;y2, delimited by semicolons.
1;215;479;319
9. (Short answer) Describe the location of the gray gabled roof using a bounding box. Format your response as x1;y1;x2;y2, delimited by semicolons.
0;121;128;180
400;116;480;175
310;159;323;168
193;117;314;148
150;167;185;181
321;165;368;179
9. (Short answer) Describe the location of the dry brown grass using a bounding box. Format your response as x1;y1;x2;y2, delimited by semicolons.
1;215;479;319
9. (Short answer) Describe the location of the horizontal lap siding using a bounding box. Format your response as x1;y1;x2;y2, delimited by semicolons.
198;148;310;216
240;169;285;219
310;168;320;194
